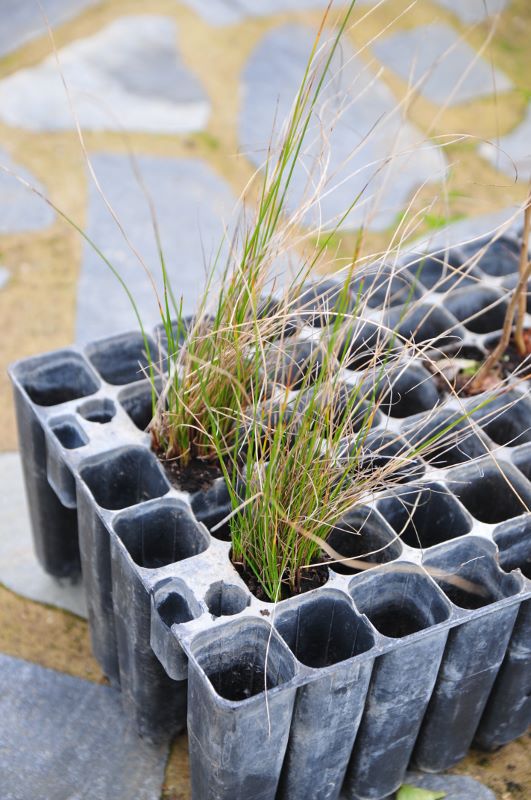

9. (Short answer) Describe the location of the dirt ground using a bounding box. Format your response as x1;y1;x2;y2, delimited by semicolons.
0;583;528;799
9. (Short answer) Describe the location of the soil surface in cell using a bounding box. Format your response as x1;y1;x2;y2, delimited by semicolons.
208;662;274;702
233;558;329;602
158;454;223;493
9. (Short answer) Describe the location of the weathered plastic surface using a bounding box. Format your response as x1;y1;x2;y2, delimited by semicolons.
9;226;531;796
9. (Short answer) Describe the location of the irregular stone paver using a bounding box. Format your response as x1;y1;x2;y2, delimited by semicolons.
479;105;531;182
0;148;55;233
0;266;10;289
240;24;445;231
0;452;87;618
180;0;346;26
0;0;101;58
400;771;496;799
372;23;512;106
0;653;168;800
0;16;209;133
435;0;508;24
76;154;237;343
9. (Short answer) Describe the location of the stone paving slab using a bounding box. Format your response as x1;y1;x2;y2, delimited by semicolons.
397;771;496;799
0;16;209;133
0;0;101;58
240;24;445;231
180;0;346;26
479;105;531;182
435;0;508;25
0;653;168;800
372;23;512;106
0;452;87;617
0;147;55;233
0;266;10;289
76;153;236;343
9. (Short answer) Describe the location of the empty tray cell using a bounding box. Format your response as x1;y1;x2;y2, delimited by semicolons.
50;416;88;449
447;459;531;524
358;429;425;483
389;303;464;349
77;398;116;424
265;339;325;390
367;361;439;418
405;249;481;293
462;236;521;277
17;350;100;407
275;591;374;668
190;618;296;703
513;446;531;483
119;380;156;432
80;446;169;510
153;579;202;627
445;286;508;334
205;582;250;617
501;273;531;313
113;498;208;569
402;408;490;467
327;506;402;574
350;265;424;310
339;320;393;372
289;279;357;327
87;332;157;385
187;619;297;800
470;391;531;447
423;537;521;611
190;479;232;540
377;482;472;549
494;517;531;580
349;566;450;638
414;538;522;772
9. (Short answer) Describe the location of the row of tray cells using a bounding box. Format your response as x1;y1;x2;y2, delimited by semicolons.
90;447;531;622
164;533;528;706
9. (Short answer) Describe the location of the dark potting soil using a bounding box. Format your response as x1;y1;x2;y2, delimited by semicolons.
233;558;329;602
209;662;275;702
158;455;223;493
485;330;531;380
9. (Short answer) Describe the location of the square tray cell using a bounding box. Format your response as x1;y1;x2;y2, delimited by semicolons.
113;499;209;569
366;361;439;418
446;459;531;525
327;506;402;574
469;391;531;448
339;320;393;372
402;408;490;468
405;249;481;293
17;350;100;407
461;236;521;277
50;416;88;450
80;446;169;510
86;332;158;386
387;303;463;349
349;565;451;638
445;286;508;334
376;482;472;549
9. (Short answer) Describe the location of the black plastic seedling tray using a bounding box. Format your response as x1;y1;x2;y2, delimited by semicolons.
9;226;531;800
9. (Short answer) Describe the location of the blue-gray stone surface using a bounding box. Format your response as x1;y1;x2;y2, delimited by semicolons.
435;0;508;24
0;266;10;289
180;0;344;25
76;154;236;343
398;771;497;799
0;653;168;800
0;452;87;617
240;24;446;231
480;105;531;182
372;23;511;106
0;0;101;58
0;147;55;233
0;16;209;133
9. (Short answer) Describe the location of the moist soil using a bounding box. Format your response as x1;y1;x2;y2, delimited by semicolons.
158;454;223;493
233;558;329;602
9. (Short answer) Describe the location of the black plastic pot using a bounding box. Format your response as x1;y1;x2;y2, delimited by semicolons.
8;225;531;798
